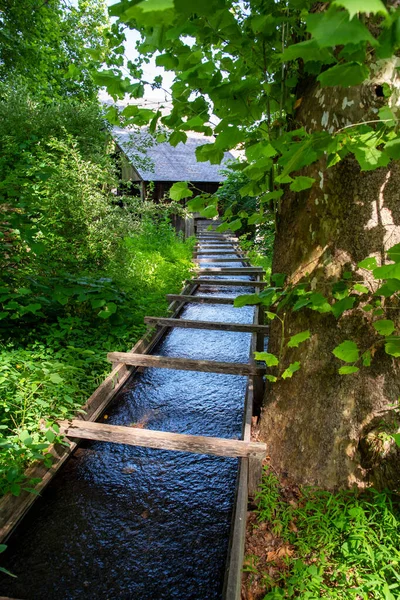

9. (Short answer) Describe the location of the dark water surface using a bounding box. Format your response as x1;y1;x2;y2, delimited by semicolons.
0;248;255;600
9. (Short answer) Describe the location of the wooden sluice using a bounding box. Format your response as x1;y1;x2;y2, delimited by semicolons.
0;220;268;600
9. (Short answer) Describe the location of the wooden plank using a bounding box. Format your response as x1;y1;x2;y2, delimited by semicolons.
107;353;266;377
0;282;199;543
222;458;249;600
57;420;267;460
193;251;242;255
197;268;264;274
197;243;236;247
166;294;235;304
188;279;269;287
144;317;269;334
194;258;246;263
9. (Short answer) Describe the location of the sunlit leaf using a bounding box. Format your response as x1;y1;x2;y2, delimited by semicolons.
282;361;301;379
255;352;279;367
373;320;395;336
287;330;310;348
169;181;193;201
338;365;359;375
332;340;359;362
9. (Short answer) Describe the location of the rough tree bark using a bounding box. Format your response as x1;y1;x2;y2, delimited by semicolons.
259;59;400;490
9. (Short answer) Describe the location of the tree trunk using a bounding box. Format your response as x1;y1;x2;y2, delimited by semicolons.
259;61;400;490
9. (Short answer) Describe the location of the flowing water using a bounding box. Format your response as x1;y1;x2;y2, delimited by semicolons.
0;244;256;600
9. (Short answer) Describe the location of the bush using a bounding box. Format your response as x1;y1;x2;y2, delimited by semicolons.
0;88;195;496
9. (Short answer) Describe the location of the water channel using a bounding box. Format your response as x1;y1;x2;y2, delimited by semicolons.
0;241;256;600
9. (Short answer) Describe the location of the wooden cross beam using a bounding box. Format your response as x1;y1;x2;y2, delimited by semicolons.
57;420;267;460
107;353;266;376
194;258;247;263
144;316;269;334
166;294;235;304
188;278;269;287
197;268;264;274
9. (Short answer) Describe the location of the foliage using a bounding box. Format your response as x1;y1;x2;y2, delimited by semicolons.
0;218;194;498
234;242;399;382
0;0;109;99
0;87;194;497
249;468;400;599
101;0;400;202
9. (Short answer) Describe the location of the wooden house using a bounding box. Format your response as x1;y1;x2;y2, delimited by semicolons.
113;127;235;201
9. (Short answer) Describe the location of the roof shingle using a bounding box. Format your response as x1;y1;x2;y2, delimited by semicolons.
113;127;235;182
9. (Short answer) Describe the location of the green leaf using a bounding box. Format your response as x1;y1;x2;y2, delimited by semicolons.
187;196;206;212
355;145;390;171
227;218;242;232
309;293;332;313
45;430;56;443
91;298;106;309
169;131;187;146
318;62;369;87
234;294;260;307
358;256;378;270
378;105;396;127
287;330;311;348
306;9;376;47
169;182;193;201
254;352;279;367
266;375;278;383
362;350;372;366
138;0;174;11
271;273;286;287
155;53;179;69
353;283;369;294
98;302;117;319
374;320;395;336
331;296;356;319
388;243;400;263
196;144;224;165
384;138;400;160
49;373;64;384
332;0;388;19
393;433;400;448
265;311;276;320
338;366;360;375
373;262;400;280
375;279;400;297
362;303;374;312
200;205;218;218
281;39;335;64
332;340;359;362
385;336;400;357
290;177;316;192
282;361;301;379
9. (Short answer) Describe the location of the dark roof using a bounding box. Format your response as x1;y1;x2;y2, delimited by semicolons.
113;127;235;182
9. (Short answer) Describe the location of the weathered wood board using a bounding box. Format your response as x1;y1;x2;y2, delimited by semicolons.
166;294;236;304
194;258;247;263
107;352;266;376
188;279;269;287
57;420;267;460
144;317;269;334
197;267;264;274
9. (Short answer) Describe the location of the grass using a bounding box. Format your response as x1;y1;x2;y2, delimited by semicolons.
244;467;400;599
